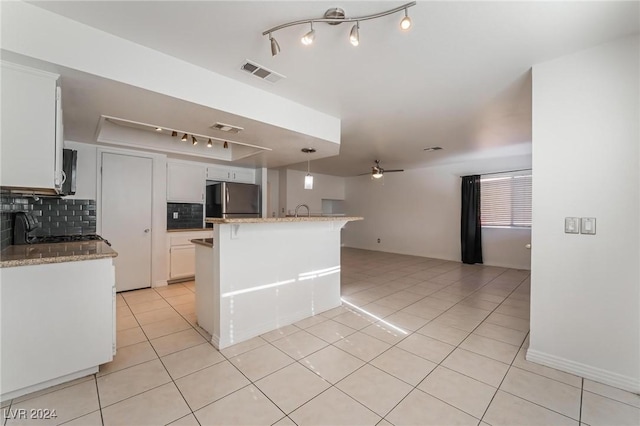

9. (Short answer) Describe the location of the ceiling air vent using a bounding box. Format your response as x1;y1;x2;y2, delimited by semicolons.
210;122;244;133
240;60;285;83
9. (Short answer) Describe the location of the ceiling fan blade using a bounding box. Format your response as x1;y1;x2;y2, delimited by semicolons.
356;172;372;176
384;169;404;173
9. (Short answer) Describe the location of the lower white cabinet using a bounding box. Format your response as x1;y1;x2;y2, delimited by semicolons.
0;258;115;400
170;244;196;279
168;231;213;280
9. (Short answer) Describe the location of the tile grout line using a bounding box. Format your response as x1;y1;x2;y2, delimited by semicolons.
579;377;584;424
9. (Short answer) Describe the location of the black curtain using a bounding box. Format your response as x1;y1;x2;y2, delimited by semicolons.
461;175;483;264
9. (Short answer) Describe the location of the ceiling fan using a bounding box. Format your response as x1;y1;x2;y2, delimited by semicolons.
358;160;404;179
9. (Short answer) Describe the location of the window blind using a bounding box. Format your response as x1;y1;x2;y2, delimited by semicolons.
480;171;532;227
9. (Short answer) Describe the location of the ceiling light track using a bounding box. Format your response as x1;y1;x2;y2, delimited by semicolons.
263;1;416;56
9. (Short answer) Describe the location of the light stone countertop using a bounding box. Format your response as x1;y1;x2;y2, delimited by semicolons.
205;216;363;224
0;241;117;268
167;228;211;233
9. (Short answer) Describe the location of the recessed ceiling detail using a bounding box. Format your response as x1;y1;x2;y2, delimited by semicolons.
240;60;285;83
98;116;271;162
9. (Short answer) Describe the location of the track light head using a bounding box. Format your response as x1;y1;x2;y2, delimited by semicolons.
207;139;212;148
181;133;188;142
400;8;412;30
171;130;177;137
301;23;315;45
349;22;360;46
270;34;280;56
223;141;228;149
192;136;198;145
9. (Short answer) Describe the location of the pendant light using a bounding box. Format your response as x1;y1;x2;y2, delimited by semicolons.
191;135;198;145
301;148;316;190
181;133;188;142
207;138;213;148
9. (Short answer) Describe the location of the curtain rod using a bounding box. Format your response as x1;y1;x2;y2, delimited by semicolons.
460;168;532;178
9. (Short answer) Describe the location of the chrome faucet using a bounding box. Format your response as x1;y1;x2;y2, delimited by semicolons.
295;204;310;217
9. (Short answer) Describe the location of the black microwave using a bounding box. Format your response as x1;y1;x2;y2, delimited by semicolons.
61;148;77;196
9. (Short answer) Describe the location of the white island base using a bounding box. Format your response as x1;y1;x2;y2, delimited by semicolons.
195;217;362;349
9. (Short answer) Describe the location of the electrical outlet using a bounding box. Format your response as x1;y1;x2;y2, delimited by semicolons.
173;212;179;219
377;238;381;243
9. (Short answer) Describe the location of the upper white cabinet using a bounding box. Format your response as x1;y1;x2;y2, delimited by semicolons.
167;161;205;203
206;165;255;183
1;62;63;192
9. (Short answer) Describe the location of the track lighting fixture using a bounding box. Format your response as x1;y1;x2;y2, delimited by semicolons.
349;22;360;46
301;22;315;45
400;8;412;30
223;141;228;149
207;139;213;148
191;136;198;145
155;127;162;132
269;33;280;56
262;2;415;55
171;131;177;137
181;133;188;142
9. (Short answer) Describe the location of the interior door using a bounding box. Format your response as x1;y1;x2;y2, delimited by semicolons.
101;153;153;292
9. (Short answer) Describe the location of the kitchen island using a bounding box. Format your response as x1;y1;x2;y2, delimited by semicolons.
195;216;362;349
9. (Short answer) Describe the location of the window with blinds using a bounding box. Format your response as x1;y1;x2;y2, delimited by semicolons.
480;171;532;227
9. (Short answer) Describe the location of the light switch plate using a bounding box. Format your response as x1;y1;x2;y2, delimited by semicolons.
565;217;580;234
581;217;596;235
173;212;179;219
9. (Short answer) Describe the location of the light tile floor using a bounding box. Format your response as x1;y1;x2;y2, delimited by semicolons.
3;248;639;425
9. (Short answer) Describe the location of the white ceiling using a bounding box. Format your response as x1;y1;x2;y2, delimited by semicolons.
27;1;640;176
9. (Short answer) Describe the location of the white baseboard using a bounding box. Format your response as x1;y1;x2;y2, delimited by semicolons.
526;348;640;393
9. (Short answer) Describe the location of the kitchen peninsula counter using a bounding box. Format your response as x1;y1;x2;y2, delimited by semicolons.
0;241;117;268
196;216;362;349
206;216;363;224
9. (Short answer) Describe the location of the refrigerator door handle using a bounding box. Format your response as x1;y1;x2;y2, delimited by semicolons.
225;185;230;205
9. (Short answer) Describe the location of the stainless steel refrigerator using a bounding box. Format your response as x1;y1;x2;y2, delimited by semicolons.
206;182;261;218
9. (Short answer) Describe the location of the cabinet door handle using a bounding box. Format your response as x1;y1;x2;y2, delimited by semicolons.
144;228;150;233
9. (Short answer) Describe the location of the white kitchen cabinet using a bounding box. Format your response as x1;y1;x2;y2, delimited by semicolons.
168;231;213;280
0;258;115;400
167;161;206;203
1;61;63;193
206;165;255;184
170;245;195;278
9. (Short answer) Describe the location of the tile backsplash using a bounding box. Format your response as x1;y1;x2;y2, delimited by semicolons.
0;195;97;250
167;203;204;229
